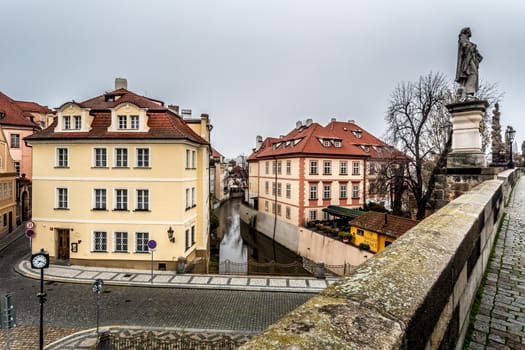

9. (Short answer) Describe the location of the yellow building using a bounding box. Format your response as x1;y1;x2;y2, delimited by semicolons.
349;211;418;253
0;128;17;236
26;79;211;270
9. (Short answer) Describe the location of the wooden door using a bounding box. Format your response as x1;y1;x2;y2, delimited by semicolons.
57;229;70;260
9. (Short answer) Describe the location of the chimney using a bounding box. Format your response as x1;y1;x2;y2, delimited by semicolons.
331;117;336;122
296;120;302;129
115;78;128;90
181;109;192;119
256;135;263;150
168;105;180;114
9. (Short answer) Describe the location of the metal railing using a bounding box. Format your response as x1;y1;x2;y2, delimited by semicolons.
93;332;245;350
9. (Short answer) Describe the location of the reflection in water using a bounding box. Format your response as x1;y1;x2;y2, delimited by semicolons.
214;198;308;275
219;203;248;273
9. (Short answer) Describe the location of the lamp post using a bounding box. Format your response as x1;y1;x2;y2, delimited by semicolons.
91;279;104;334
30;249;49;350
506;126;516;169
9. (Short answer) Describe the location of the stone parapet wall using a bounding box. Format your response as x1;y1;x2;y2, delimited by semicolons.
239;170;520;349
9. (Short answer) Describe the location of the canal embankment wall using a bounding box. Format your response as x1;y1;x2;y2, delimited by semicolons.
239;203;368;267
239;169;521;349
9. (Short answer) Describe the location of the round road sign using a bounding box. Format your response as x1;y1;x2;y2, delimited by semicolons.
147;239;157;250
25;229;35;238
25;221;35;230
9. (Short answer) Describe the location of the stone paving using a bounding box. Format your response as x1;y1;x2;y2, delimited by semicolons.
16;259;335;293
466;176;525;350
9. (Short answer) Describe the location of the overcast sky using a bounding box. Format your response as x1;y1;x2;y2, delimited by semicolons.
1;0;523;158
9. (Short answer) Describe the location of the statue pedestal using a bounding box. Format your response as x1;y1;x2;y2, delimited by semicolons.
446;100;489;168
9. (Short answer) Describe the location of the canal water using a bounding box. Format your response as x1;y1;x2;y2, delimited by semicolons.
211;197;309;276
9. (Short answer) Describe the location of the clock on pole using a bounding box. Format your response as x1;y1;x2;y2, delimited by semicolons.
31;249;49;269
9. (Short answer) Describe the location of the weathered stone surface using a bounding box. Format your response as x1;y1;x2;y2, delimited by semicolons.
238;296;403;350
240;177;514;349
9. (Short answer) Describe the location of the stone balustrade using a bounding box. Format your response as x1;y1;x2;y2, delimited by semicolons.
239;169;520;349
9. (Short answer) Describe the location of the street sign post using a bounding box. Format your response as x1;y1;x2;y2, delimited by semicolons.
147;240;157;284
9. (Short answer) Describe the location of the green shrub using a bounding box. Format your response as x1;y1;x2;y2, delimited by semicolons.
359;243;370;251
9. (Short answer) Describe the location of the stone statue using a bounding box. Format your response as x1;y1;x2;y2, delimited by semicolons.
490;103;505;164
455;27;483;101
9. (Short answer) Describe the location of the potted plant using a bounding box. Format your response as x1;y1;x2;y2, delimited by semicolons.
338;231;352;243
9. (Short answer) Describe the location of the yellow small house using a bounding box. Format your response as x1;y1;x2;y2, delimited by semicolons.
26;79;211;271
349;211;418;253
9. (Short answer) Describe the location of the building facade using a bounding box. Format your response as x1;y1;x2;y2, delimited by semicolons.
26;82;211;270
349;211;418;253
0;91;53;223
0;128;18;236
247;118;403;227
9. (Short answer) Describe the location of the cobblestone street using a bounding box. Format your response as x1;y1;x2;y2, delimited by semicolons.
0;326;83;349
467;177;525;349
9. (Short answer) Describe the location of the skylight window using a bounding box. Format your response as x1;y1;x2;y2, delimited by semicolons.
352;130;362;139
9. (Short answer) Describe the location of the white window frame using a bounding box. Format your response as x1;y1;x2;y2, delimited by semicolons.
93;147;107;168
191;187;195;207
310;161;318;175
186;150;190;169
130;115;139;129
285;206;291;219
136;148;150;168
323;161;331;175
114;188;128;210
136;189;149;211
93;231;107;252
185;188;190;209
73;115;81;129
56;147;69;167
192;150;196;169
286;160;291;175
286;183;291;198
10;134;20;148
340;161;347;175
191;225;195;245
114;148;128;167
309;184;317;200
309;210;317;221
63;115;71;130
56;187;68;209
352;185;360;199
352;161;360;175
114;231;128;252
93;188;107;210
135;232;149;253
118;115;127;129
323;184;331;199
340;184;347;199
185;228;190;250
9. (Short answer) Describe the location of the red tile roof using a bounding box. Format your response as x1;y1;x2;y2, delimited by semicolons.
247;119;405;161
26;89;208;144
14;100;53;114
0;92;41;128
349;211;419;238
211;147;223;158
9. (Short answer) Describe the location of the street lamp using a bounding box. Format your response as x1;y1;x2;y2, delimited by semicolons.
92;279;104;334
506;126;516;169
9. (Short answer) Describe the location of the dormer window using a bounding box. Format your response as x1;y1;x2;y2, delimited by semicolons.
130;115;139;129
334;140;342;148
323;140;330;147
118;115;127;129
352;130;362;139
361;145;370;152
63;116;71;130
0;112;5;119
105;95;115;102
73;116;81;129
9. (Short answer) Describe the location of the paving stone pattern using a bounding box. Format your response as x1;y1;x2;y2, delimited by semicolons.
467;177;525;350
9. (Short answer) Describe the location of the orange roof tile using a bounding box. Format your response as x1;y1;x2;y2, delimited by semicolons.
0;92;40;128
349;211;419;238
248;119;404;161
25;89;208;144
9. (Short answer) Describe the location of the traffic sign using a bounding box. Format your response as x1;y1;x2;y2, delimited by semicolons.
147;239;157;250
25;221;35;230
25;229;35;238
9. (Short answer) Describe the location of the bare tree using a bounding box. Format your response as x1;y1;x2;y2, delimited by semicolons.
384;73;502;220
385;72;452;220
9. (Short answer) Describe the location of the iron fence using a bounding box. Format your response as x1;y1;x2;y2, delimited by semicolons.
195;258;311;276
92;332;244;350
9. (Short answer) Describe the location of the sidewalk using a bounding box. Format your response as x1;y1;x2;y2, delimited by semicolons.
465;175;525;349
16;258;337;294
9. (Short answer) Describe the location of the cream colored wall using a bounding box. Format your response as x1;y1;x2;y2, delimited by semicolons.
30;140;208;264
